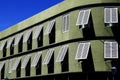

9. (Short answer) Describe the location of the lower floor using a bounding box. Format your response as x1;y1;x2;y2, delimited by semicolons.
8;72;119;80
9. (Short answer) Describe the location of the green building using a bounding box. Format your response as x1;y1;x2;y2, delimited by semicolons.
0;0;120;80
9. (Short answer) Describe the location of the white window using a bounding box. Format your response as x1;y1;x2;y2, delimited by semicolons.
14;33;23;45
21;54;31;68
104;8;118;26
8;59;13;73
44;20;55;35
33;25;43;39
104;41;118;59
23;29;32;43
0;40;6;50
0;61;5;73
56;45;68;62
76;9;91;28
31;51;42;67
12;57;21;70
75;42;90;60
6;37;14;48
62;14;69;32
42;49;54;65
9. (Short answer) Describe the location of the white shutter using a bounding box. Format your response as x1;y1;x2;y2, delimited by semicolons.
104;41;118;59
44;20;55;35
42;49;54;65
33;25;43;39
21;54;31;68
56;45;68;62
12;57;21;70
6;37;14;48
31;51;42;67
14;33;23;45
23;29;32;43
62;14;69;32
104;8;118;24
76;9;91;28
75;42;90;60
0;40;7;50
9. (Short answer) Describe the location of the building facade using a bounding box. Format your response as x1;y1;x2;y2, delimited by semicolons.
0;0;120;80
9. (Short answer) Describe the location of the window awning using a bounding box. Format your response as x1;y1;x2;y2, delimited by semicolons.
8;59;14;73
56;45;68;62
62;14;69;32
12;57;21;70
44;20;55;35
0;40;7;50
7;37;14;48
23;29;32;43
21;54;31;68
75;42;90;60
104;8;118;25
42;49;54;65
14;33;23;45
76;9;91;28
104;41;118;59
31;51;42;67
33;25;43;39
0;61;5;73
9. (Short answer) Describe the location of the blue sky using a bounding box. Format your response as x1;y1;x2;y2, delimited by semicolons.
0;0;63;32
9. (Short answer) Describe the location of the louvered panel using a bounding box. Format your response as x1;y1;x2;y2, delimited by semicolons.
112;42;118;58
44;20;55;35
7;37;14;48
75;42;90;60
56;45;68;62
33;25;43;39
81;42;90;59
42;49;54;65
31;52;42;67
75;43;84;60
111;8;118;23
21;54;31;68
62;14;69;32
14;33;23;45
12;57;21;70
23;29;32;43
0;40;6;50
104;42;111;58
104;8;111;23
76;10;84;25
83;9;91;25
